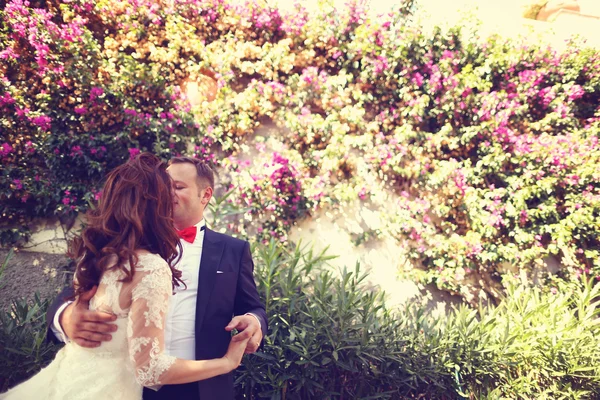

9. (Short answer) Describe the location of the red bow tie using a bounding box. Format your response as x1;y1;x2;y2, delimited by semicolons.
177;225;204;243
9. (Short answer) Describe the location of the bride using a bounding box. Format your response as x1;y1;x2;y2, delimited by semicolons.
0;153;248;400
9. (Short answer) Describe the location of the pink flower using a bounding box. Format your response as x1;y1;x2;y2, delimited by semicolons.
409;229;421;241
0;46;19;60
255;143;266;152
30;115;52;130
411;72;424;87
518;69;543;86
358;187;368;200
538;87;555;108
373;55;389;75
13;179;22;189
554;103;569;118
453;169;467;196
566;84;585;101
0;92;15;106
467;243;483;257
74;106;87;114
16;106;29;118
89;87;104;102
128;148;141;159
0;142;13;157
25;141;35;154
520;210;528;225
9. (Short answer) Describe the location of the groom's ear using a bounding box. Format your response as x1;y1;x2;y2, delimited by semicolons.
200;186;213;206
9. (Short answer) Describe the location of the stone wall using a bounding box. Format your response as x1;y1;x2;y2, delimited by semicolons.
0;249;71;310
0;211;460;315
0;217;81;309
288;203;464;315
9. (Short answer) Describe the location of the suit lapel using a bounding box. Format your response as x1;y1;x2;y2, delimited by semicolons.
195;228;224;332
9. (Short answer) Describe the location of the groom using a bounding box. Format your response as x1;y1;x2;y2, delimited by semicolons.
47;156;267;399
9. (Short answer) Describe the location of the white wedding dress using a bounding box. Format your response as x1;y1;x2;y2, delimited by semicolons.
1;253;178;400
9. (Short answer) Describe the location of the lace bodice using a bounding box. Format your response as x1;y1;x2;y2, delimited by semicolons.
0;252;182;400
90;252;177;390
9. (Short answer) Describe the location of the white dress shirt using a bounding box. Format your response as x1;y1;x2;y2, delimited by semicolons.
165;219;205;360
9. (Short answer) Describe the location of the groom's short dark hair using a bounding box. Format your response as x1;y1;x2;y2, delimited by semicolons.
169;156;215;189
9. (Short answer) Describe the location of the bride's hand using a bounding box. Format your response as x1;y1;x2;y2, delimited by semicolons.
224;336;249;370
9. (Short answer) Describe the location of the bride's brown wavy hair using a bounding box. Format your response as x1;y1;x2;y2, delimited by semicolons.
69;152;183;297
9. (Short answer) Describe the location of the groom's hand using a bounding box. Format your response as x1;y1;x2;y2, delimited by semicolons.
225;315;263;354
60;286;118;348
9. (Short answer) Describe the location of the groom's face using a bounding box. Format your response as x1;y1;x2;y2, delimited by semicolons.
167;162;210;229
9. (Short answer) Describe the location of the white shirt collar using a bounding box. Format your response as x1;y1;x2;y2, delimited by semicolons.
190;219;205;245
195;219;206;230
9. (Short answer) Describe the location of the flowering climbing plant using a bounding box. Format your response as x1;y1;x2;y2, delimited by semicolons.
1;0;598;302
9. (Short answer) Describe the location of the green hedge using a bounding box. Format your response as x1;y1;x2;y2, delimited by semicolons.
2;239;599;398
0;293;62;393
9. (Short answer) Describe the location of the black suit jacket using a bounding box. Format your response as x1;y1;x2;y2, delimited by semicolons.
47;228;267;400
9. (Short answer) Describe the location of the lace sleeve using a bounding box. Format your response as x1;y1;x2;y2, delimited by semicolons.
126;255;176;390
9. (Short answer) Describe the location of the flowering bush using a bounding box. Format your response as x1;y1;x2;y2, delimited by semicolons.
1;0;599;302
220;147;313;239
0;0;193;243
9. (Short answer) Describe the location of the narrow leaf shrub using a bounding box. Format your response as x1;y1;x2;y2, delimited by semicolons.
1;243;599;398
0;294;61;392
234;241;600;399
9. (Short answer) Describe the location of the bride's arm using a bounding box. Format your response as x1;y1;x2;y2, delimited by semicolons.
126;257;246;389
